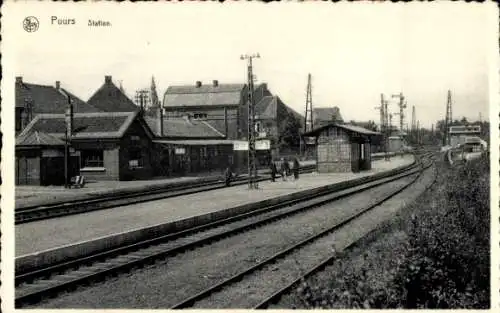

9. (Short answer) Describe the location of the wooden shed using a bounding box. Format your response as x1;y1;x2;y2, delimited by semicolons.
303;123;380;173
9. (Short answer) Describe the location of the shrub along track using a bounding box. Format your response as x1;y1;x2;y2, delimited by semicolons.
15;152;432;308
15;166;316;225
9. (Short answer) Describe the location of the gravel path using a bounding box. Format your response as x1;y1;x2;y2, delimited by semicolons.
30;174;414;309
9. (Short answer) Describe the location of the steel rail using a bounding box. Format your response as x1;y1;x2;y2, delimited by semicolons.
170;155;434;309
253;156;437;309
15;156;426;307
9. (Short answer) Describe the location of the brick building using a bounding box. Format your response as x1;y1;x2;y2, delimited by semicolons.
146;115;234;176
17;111;155;182
15;77;99;133
304;123;379;173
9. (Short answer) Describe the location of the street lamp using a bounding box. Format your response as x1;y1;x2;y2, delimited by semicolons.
241;53;260;190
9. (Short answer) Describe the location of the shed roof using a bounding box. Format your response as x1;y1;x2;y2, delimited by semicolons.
15;80;98;113
145;117;225;139
303;123;380;137
163;83;245;108
16;131;66;147
18;112;142;140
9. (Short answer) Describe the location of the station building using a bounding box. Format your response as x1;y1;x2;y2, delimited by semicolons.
303;123;380;173
16;111;156;184
146;115;234;176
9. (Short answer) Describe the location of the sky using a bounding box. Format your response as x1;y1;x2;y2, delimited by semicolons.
6;1;498;129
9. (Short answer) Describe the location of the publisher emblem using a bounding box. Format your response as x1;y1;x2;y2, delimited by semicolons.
23;16;39;33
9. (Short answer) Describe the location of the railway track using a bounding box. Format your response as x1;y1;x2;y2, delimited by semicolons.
172;153;436;309
15;153;432;308
15;165;316;225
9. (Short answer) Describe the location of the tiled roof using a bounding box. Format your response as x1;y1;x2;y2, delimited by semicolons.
303;123;380;137
313;107;343;125
145;117;225;139
88;78;139;112
16;131;65;146
163;83;245;107
15;81;98;113
18;112;140;139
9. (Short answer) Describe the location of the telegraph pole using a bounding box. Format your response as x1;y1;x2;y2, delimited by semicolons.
411;105;416;145
391;92;406;135
64;95;73;188
241;53;260;190
444;90;453;146
303;73;313;157
376;94;390;161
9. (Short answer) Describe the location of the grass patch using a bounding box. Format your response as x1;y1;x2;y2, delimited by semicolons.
289;153;490;309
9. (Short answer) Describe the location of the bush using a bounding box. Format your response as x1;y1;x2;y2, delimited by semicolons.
292;154;490;309
394;154;490;308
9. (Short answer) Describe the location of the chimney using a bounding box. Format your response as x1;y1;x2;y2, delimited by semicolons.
196;81;202;88
105;75;112;84
16;76;23;84
55;81;61;90
213;80;219;87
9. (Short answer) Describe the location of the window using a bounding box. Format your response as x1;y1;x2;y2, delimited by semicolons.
81;150;104;168
129;149;144;168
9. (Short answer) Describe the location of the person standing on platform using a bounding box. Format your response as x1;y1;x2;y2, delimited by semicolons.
224;166;234;187
270;160;277;182
281;157;288;181
293;157;300;180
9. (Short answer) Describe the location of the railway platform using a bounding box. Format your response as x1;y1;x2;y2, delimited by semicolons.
16;160;317;209
16;155;414;260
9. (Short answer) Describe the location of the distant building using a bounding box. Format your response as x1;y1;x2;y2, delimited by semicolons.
254;95;303;156
15;76;98;133
163;81;302;159
163;80;250;140
449;125;481;148
312;107;343;128
87;75;139;112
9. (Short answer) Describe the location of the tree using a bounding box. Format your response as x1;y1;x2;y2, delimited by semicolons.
278;114;302;149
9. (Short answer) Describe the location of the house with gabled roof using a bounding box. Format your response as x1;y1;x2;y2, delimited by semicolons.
87;76;139;112
163;80;249;140
313;107;344;128
17;111;155;182
15;76;99;133
254;95;303;152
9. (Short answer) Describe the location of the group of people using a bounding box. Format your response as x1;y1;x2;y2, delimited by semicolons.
223;156;301;187
269;157;300;182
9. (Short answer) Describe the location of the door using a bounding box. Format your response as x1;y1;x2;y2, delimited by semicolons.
351;142;361;172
